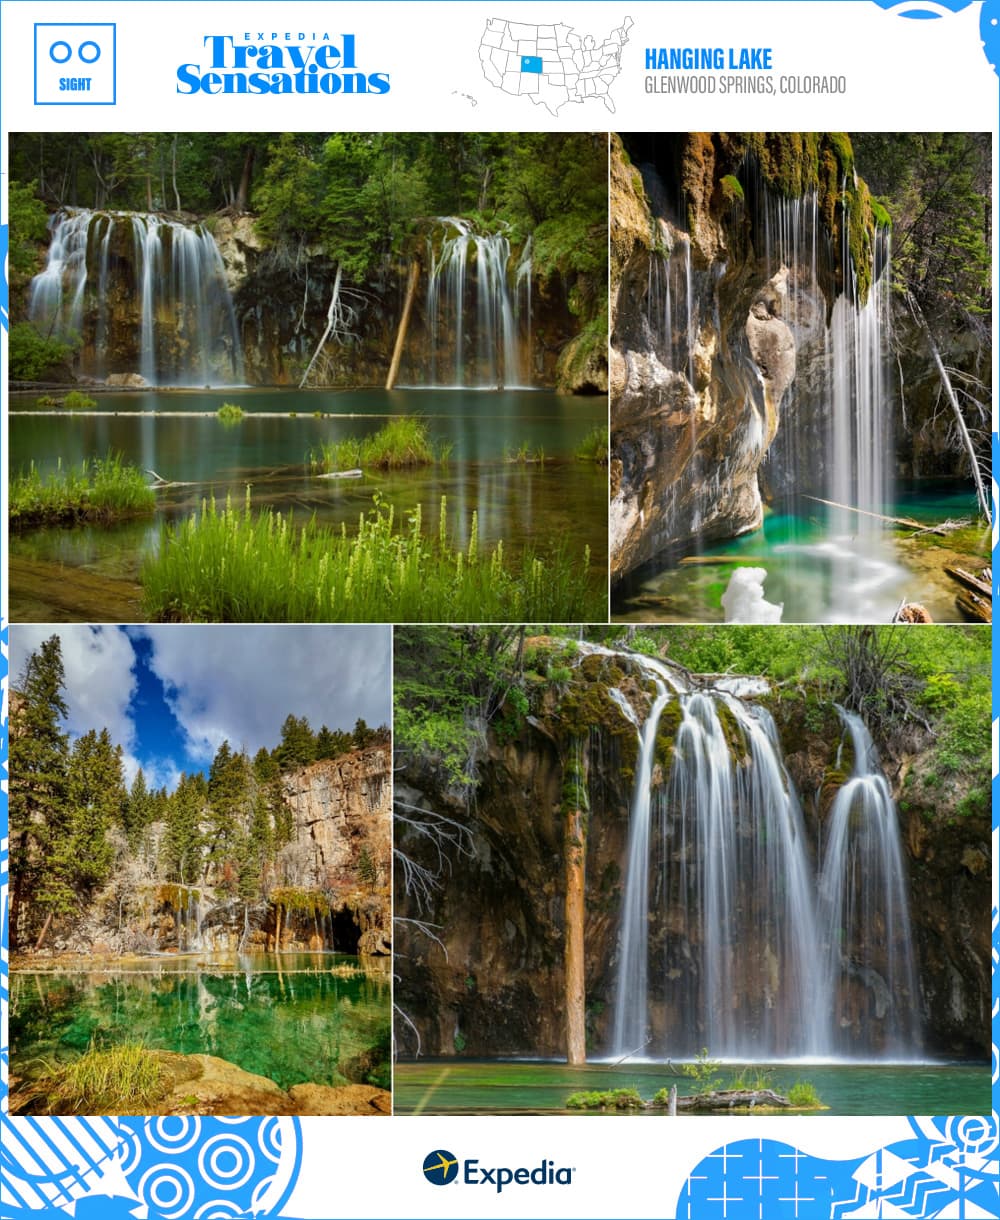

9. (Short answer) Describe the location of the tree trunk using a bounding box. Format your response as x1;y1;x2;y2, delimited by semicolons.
386;261;420;390
235;145;256;213
34;910;53;952
171;134;181;212
906;292;990;520
564;803;586;1066
299;264;343;389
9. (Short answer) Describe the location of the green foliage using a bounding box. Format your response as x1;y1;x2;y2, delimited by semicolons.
681;1048;723;1093
48;1043;166;1114
787;1080;822;1108
271;887;330;915
66;728;122;891
394;626;530;790
7;180;49;284
566;1087;644;1110
311;418;441;472
63;390;97;410
142;491;599;623
453;1031;467;1053
358;846;378;892
719;174;745;204
574;425;609;465
8;322;76;382
851;132;990;323
10;455;156;527
217;402;244;423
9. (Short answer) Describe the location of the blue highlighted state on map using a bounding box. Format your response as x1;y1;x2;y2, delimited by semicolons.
521;54;543;73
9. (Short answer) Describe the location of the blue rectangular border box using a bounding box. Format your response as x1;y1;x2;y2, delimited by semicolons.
33;22;116;106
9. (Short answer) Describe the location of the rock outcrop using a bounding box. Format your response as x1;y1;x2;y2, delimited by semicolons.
609;132;883;585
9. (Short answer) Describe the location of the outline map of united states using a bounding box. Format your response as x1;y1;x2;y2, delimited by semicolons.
479;16;633;115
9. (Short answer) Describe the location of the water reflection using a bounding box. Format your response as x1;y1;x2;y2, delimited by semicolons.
11;953;390;1090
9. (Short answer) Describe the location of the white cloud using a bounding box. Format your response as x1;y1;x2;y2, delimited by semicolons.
10;625;138;751
136;626;392;763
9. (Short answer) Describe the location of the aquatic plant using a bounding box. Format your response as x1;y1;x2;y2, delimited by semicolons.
142;489;599;623
574;425;609;464
310;417;444;472
63;390;97;410
788;1081;822;1108
217;402;244;423
10;455;156;526
566;1087;644;1110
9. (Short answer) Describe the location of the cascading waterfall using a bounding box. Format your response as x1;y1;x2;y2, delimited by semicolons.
818;707;921;1056
28;208;244;385
641;166;896;595
425;217;532;388
609;652;920;1061
646;229;695;382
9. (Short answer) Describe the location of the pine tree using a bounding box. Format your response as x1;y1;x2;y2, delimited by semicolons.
162;772;207;885
122;767;153;852
66;728;124;891
10;636;71;948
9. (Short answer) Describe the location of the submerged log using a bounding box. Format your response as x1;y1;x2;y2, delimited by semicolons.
801;495;924;530
955;589;991;623
674;1088;792;1111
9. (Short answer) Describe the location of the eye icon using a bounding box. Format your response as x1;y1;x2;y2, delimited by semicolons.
49;39;101;64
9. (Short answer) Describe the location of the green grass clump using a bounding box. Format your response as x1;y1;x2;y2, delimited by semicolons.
311;417;446;472
142;490;599;623
35;394;61;407
217;402;244;423
63;390;98;410
10;455;156;526
51;1043;166;1114
787;1081;822;1108
574;425;609;465
566;1087;644;1110
504;442;546;465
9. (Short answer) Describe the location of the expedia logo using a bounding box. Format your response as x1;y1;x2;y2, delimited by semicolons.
422;1151;575;1193
423;1150;459;1185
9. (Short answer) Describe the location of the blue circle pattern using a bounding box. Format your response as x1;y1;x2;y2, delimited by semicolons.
0;1116;301;1219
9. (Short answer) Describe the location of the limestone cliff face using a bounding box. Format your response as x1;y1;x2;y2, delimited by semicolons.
281;748;389;890
213;216;596;391
610;132;881;585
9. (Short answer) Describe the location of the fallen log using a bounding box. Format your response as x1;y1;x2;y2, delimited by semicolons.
945;566;991;597
801;495;923;530
955;589;991;624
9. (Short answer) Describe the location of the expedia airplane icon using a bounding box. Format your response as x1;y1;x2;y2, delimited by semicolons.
423;1150;459;1185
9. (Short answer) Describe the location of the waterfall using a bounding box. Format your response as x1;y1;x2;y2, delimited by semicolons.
646;228;695;381
424;217;531;388
609;654;919;1061
818;708;921;1056
28;208;244;386
611;679;673;1057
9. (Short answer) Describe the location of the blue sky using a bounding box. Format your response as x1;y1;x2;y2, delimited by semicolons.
10;625;392;791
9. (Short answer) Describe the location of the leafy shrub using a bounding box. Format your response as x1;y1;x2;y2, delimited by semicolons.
9;322;76;381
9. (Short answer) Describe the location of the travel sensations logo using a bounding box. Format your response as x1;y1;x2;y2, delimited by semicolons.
422;1149;576;1193
176;32;390;95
